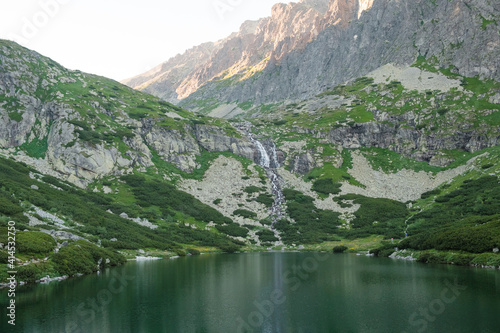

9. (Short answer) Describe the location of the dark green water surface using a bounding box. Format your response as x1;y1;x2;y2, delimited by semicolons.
1;253;499;332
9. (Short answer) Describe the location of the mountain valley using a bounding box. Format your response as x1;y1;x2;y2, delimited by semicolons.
1;0;500;284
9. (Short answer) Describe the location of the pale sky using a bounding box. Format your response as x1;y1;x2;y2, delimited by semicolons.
0;0;293;81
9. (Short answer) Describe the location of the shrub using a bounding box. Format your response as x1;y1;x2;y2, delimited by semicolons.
187;248;201;255
0;195;23;216
260;218;272;226
122;175;233;225
17;264;40;283
370;242;396;257
244;186;262;194
52;240;125;276
417;252;447;264
333;245;348;253
16;231;57;254
0;250;8;264
312;178;341;195
421;189;441;199
233;209;257;219
255;194;274;208
53;246;95;276
216;224;249;237
338;194;408;230
219;243;240;253
257;229;278;242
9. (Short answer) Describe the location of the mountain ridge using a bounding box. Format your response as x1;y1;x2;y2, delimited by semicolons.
124;0;500;112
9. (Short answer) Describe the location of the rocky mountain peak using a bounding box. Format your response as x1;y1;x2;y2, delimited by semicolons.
299;0;331;13
123;0;332;103
321;0;374;28
239;20;260;35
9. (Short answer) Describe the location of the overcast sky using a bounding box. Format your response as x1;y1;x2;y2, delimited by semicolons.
0;0;293;81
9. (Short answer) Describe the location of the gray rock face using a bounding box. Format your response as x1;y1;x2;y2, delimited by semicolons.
122;41;221;103
319;108;499;164
123;0;331;103
194;125;255;162
180;0;500;106
288;152;318;174
0;40;261;184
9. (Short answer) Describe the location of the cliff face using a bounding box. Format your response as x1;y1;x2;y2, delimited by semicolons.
0;40;255;186
122;42;221;103
123;0;332;103
125;0;499;108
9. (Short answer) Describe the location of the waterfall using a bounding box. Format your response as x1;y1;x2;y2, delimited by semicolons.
254;140;271;168
240;124;286;227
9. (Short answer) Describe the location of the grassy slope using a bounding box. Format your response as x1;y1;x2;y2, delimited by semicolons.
237;56;500;262
2;39;500;272
0;151;243;283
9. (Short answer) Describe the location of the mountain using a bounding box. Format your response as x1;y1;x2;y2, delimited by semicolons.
122;0;336;105
0;40;255;187
125;0;500;115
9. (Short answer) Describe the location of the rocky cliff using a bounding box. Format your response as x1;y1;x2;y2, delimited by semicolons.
125;0;500;109
0;40;256;186
123;0;333;103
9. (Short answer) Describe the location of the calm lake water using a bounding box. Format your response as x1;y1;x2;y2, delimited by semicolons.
1;253;500;333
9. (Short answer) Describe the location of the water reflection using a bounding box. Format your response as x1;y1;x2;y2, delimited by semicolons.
1;253;499;333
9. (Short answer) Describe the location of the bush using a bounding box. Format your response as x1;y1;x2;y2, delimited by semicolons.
122;175;233;225
233;209;257;219
333;245;348;253
187;248;201;255
338;194;408;230
312;178;341;195
52;240;125;276
282;189;342;243
216;224;249;237
17;264;40;283
219;243;240;253
0;195;23;216
370;242;396;257
243;186;262;194
421;189;441;199
255;194;274;208
257;229;278;242
53;245;95;276
16;231;57;254
471;253;500;267
417;252;447;264
0;250;8;264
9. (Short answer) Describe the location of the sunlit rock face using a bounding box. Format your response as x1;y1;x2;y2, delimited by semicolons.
125;0;499;110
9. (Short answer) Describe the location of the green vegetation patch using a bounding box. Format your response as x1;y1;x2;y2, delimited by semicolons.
122;174;233;225
360;147;443;173
8;112;23;122
52;240;125;276
335;194;408;239
243;186;263;194
255;193;274;208
402;176;500;254
278;189;341;244
215;224;249;238
19;136;49;159
312;178;342;195
16;231;57;254
233;209;257;219
256;229;278;243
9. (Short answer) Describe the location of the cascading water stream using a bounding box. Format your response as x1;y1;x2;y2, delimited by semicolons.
237;123;286;238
